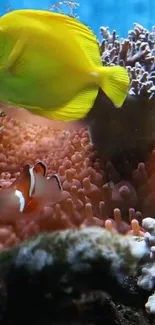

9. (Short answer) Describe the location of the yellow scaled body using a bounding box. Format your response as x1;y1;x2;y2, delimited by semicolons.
0;9;130;121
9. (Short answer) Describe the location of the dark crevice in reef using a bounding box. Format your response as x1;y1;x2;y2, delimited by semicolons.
0;269;152;325
86;23;155;182
0;273;154;325
87;89;155;181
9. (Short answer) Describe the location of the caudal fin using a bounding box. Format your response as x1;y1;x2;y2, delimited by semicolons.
98;66;130;107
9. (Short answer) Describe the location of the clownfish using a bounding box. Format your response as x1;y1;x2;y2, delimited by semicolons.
0;9;129;124
0;161;62;220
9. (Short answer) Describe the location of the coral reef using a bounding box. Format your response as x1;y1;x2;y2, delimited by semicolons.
88;23;155;173
49;1;79;18
85;22;155;219
100;23;155;98
0;23;155;252
0;19;154;325
0;221;154;323
0;225;150;323
134;217;155;314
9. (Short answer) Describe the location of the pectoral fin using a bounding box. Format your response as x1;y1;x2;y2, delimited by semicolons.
5;37;26;74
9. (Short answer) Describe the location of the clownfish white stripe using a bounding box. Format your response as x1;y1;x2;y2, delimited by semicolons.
15;190;25;212
29;167;35;197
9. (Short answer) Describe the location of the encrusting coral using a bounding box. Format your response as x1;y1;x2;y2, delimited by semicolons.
0;218;154;321
0;226;150;306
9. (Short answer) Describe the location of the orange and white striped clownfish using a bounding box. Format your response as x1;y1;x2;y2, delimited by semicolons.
0;161;62;220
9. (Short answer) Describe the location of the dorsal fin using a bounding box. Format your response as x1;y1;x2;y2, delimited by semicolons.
33;161;46;176
4;9;102;67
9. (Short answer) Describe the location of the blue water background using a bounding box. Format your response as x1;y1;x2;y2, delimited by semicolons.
0;0;154;39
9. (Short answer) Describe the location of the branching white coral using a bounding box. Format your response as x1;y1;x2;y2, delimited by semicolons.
137;217;155;313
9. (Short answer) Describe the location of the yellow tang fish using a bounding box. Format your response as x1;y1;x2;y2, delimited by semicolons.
0;9;130;122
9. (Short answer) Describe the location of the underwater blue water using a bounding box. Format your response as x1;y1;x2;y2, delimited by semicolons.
0;0;154;38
